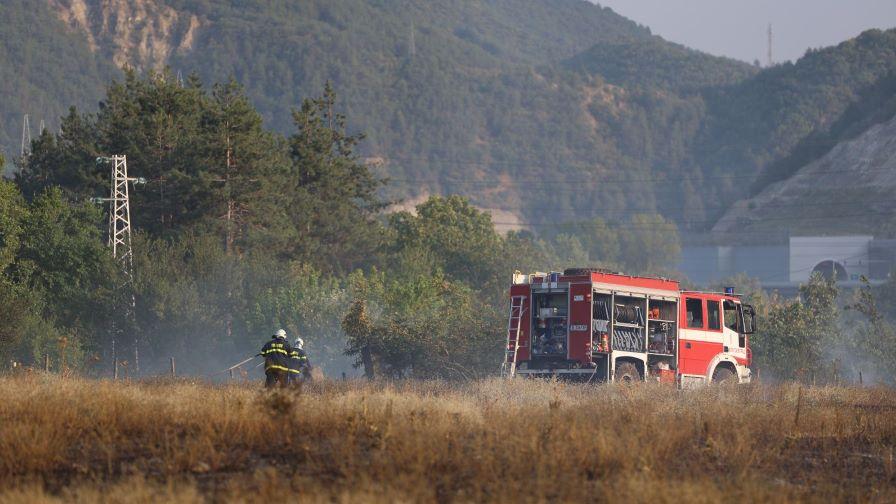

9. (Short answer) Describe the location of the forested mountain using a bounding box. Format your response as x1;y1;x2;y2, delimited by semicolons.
700;29;896;196
0;0;116;165
3;0;896;234
561;36;756;91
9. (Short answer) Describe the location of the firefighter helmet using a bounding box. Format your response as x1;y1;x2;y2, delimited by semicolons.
274;329;287;339
294;337;304;349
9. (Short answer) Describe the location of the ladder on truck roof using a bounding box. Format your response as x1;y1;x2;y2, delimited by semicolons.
501;295;528;378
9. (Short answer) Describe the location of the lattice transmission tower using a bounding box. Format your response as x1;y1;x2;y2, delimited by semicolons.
106;155;137;275
93;155;145;375
21;114;31;156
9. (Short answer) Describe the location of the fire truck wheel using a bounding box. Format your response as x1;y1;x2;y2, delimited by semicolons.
614;361;642;383
712;366;736;384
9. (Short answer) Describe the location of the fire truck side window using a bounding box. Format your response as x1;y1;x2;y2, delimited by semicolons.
707;300;721;330
685;298;703;329
723;300;741;332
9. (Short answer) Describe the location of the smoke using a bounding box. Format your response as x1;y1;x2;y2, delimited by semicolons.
823;345;890;386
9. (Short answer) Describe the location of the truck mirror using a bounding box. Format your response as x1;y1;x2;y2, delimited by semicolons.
742;304;756;334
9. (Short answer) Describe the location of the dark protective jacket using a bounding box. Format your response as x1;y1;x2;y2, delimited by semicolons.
288;347;310;378
259;337;292;373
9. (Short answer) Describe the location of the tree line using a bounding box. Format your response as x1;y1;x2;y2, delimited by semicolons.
7;70;894;383
2;71;682;378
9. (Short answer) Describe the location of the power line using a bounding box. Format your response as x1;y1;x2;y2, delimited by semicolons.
132;175;896;232
469;197;895;215
143;173;890;217
488;208;896;229
375;137;892;172
381;166;896;186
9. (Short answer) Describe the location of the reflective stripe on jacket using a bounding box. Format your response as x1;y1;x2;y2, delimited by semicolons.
260;338;293;372
288;348;309;375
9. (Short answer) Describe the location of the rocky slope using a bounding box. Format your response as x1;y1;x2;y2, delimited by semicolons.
713;112;896;236
48;0;201;70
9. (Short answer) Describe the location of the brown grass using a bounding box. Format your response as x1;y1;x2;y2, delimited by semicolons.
0;375;894;503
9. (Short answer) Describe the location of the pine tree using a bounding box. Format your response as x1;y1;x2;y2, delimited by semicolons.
198;78;283;253
283;82;387;272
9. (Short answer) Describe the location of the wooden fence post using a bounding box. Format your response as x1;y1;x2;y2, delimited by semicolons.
170;357;176;378
45;354;50;373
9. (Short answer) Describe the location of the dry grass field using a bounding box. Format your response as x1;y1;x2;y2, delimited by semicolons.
0;375;894;503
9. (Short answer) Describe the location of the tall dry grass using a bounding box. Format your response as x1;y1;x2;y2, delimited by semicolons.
0;374;894;503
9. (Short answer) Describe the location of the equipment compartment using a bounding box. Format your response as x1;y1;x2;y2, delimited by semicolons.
591;293;612;353
532;291;568;356
611;294;646;353
646;298;677;355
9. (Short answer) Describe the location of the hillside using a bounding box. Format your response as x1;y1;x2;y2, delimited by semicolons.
3;0;896;232
561;35;756;92
713;111;896;236
0;0;117;167
700;30;896;192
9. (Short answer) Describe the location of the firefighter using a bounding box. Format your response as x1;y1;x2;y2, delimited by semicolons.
259;329;292;388
288;337;312;385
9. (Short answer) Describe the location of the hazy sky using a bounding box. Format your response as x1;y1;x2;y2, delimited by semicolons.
593;0;896;64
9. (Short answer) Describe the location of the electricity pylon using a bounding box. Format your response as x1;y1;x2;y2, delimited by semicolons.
106;155;138;275
93;155;145;375
21;115;31;156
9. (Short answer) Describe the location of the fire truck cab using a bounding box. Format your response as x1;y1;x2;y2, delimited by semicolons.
503;268;755;385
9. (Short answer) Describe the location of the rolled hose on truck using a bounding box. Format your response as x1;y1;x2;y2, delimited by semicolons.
614;305;642;325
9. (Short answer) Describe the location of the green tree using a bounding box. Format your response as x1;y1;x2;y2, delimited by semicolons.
541;217;621;266
618;214;681;273
282;82;387;272
245;263;351;372
0;179;31;361
15;188;118;362
389;195;503;283
845;277;896;384
0;180;116;367
15;189;117;326
342;268;502;380
751;274;840;382
549;233;590;270
342;297;378;379
198;79;284;253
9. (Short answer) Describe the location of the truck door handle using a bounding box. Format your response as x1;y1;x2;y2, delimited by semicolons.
685;342;691;349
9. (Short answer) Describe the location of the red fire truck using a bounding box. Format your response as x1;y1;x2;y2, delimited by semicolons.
502;268;756;385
